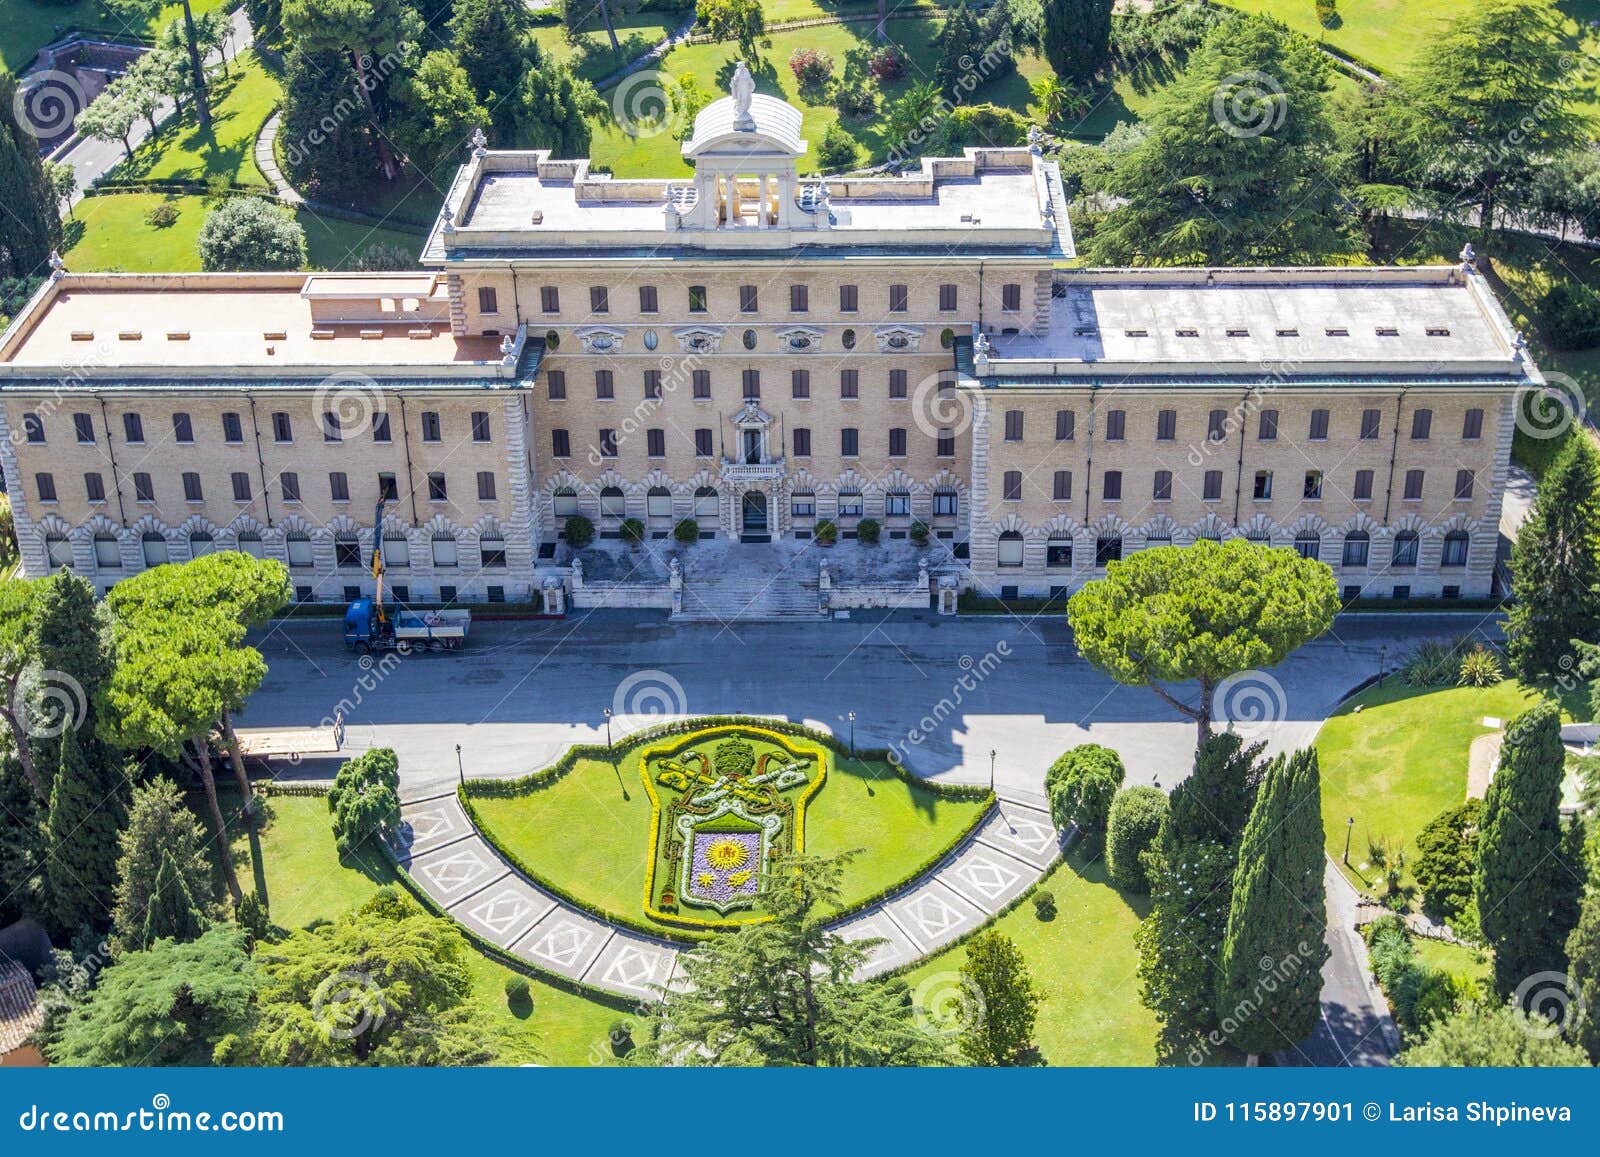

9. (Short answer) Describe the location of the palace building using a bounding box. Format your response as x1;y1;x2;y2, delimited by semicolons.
0;69;1538;613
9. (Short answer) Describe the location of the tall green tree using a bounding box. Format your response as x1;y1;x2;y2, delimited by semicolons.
1042;0;1112;86
1566;884;1600;1062
959;930;1040;1065
327;747;401;857
1476;701;1582;996
112;777;215;953
0;577;48;800
0;757;47;925
1136;837;1236;1061
1087;16;1356;265
933;3;983;102
29;569;113;775
1067;539;1338;747
45;726;127;936
1165;730;1262;848
279;44;378;197
1395;1000;1591;1066
696;0;765;59
514;47;599;156
1214;748;1329;1056
631;853;954;1065
0;71;63;281
448;0;534;105
109;0;213;127
394;50;489;172
1384;0;1590;240
1509;437;1600;684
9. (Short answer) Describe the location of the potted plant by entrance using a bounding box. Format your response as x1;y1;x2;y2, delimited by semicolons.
910;519;930;547
856;517;881;545
814;519;838;546
620;517;645;547
673;518;699;544
564;514;594;549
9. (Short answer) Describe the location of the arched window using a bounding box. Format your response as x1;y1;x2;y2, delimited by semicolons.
646;486;673;519
599;487;626;520
1392;530;1420;568
694;486;719;520
1341;530;1369;568
333;530;359;569
93;532;121;569
1294;530;1320;561
383;532;410;568
432;531;459;569
189;530;216;558
1046;537;1072;569
1441;529;1469;568
45;533;71;570
285;530;314;569
142;531;169;567
237;531;264;558
553;487;579;517
997;530;1024;568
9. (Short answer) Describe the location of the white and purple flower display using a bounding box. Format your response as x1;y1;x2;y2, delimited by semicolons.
686;830;762;908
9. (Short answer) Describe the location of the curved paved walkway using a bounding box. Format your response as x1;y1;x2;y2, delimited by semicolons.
385;783;1059;1000
253;110;302;205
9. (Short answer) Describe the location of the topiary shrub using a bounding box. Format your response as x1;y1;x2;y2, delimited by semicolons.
1044;743;1126;833
620;517;645;546
814;518;837;545
869;46;906;81
563;514;594;549
608;1018;635;1057
1541;281;1600;350
1413;798;1484;921
909;520;930;547
817;122;859;172
673;517;698;544
1031;888;1056;920
504;974;531;1007
1105;785;1168;892
788;47;834;90
856;517;881;545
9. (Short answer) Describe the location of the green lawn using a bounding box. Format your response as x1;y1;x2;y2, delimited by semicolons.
112;49;280;187
470;746;990;937
901;844;1162;1065
1413;935;1493;991
0;0;232;74
229;793;621;1066
1218;0;1475;73
1315;678;1544;898
532;8;686;83
63;192;425;271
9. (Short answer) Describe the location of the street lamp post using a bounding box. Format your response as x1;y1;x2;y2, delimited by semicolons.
604;708;613;752
848;711;856;760
989;749;996;795
1344;815;1355;865
455;743;464;786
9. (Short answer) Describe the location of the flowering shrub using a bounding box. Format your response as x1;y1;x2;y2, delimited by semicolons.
789;47;834;89
869;47;906;81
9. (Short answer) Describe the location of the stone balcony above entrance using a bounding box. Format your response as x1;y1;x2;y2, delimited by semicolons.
720;457;786;482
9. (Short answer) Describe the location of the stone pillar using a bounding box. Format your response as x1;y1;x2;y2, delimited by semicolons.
818;561;831;615
669;557;683;615
938;574;958;615
541;575;566;616
570;556;584;598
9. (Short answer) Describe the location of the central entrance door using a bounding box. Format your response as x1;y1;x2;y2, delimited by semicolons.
741;491;768;533
742;429;762;464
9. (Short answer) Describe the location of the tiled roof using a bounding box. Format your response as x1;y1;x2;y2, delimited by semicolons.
0;962;42;1056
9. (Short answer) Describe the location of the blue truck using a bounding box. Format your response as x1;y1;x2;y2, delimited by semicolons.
342;497;471;653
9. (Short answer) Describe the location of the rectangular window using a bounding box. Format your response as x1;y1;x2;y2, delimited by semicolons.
329;471;349;502
1454;469;1475;499
1002;283;1022;312
1411;409;1433;440
421;411;442;441
1154;470;1172;501
689;285;707;313
838;492;864;518
1258;409;1278;440
647;428;666;458
595;370;614;400
1360;408;1381;439
1304;470;1323;500
888;427;907;457
740;285;758;313
84;472;105;502
1096;536;1122;566
477;471;496;501
939;284;958;311
547;370;567;400
839;284;858;313
1003;470;1022;501
322;411;342;442
124;413;145;444
1203;470;1222;501
1104;470;1122;501
1253;470;1273;500
231;472;251;502
1053;470;1072;501
1343;536;1369;568
1463;408;1484;439
639;285;658;313
791;369;810;399
22;413;45;443
281;472;300;502
1004;410;1023;441
73;413;95;444
598;429;618;458
540;286;559;313
182;472;203;502
1056;410;1075;441
885;492;910;517
792;427;811;457
840;370;858;399
1104;409;1125;441
379;473;398;501
933;492;959;517
644;369;663;400
589;285;609;314
841;428;859;457
1047;541;1072;568
1309;408;1329;440
742;369;761;399
428;472;447;501
133;473;153;503
692;370;711;400
695;428;714;456
1156;409;1176;441
790;284;808;312
1353;468;1374;501
478;286;498;314
31;472;55;503
937;429;955;457
889;369;908;399
1442;534;1470;568
471;411;491;442
222;412;243;444
1404;469;1424;500
792;495;816;518
552;429;571;458
1207;409;1227;442
889;284;908;312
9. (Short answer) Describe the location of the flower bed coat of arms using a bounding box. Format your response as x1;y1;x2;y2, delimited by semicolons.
640;726;827;927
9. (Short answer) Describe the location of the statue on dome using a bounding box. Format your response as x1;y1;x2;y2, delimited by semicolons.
730;60;756;131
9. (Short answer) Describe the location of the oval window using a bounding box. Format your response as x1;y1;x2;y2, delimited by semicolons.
545;330;560;351
643;329;659;350
842;328;856;350
941;327;955;349
742;329;757;350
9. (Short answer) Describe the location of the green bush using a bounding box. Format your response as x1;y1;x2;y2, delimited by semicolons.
814;518;837;545
620;517;645;546
1314;0;1337;26
1456;645;1502;687
1105;785;1168;892
673;517;698;544
1400;637;1480;687
856;517;881;545
909;520;930;546
608;1018;635;1057
144;202;180;229
832;80;877;119
563;514;595;549
1044;744;1126;833
1413;799;1484;921
504;974;531;1005
1541;281;1600;350
327;747;400;858
817;122;860;172
1031;888;1056;919
935;104;1028;152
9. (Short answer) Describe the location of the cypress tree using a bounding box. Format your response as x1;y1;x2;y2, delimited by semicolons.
0;755;47;925
280;45;378;199
933;3;983;101
28;569;113;776
1477;700;1581;995
112;777;214;953
1164;730;1262;851
1506;436;1600;684
1567;886;1600;1062
448;0;535;106
1215;748;1329;1056
1042;0;1114;86
141;849;208;949
45;726;128;936
0;70;62;280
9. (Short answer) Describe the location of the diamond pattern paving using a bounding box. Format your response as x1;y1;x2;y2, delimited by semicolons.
392;796;475;858
935;839;1038;912
512;909;613;981
832;911;920;981
884;880;984;953
975;800;1060;871
583;933;679;999
450;880;558;948
407;843;508;904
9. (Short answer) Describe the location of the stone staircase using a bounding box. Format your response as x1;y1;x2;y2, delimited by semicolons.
674;565;826;622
